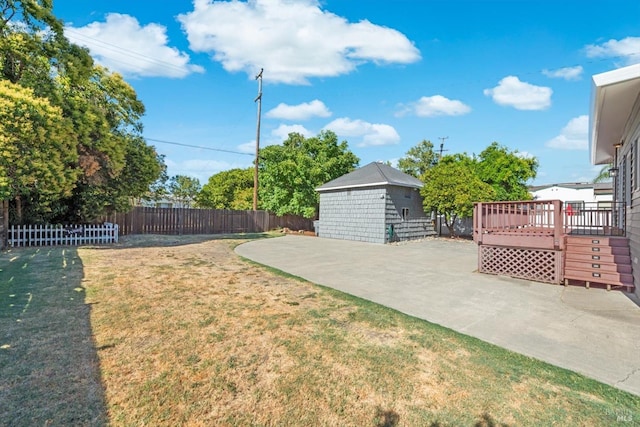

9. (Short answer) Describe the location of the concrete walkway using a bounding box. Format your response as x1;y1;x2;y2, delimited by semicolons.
236;235;640;396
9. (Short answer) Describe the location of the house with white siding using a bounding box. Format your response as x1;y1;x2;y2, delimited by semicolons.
529;182;613;212
316;162;436;244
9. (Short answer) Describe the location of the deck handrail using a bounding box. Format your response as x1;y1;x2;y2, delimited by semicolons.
473;200;625;246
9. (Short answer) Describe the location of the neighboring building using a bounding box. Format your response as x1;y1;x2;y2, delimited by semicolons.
316;162;436;244
590;63;640;298
529;182;613;212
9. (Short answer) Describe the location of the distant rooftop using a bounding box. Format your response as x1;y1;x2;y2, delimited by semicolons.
317;162;423;192
529;182;612;192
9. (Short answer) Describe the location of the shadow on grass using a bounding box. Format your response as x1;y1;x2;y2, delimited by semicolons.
374;407;400;426
428;413;508;427
0;247;106;426
88;231;278;250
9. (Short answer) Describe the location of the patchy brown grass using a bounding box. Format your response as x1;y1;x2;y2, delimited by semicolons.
2;234;639;426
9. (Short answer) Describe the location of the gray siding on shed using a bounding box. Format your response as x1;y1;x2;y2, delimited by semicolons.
384;185;436;242
318;186;387;244
384;185;426;222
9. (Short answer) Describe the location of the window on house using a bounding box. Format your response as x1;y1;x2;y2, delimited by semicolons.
623;155;630;206
631;140;636;192
404;188;412;199
401;208;410;221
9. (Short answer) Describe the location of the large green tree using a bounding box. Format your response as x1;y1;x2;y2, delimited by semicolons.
474;142;538;201
0;80;78;222
167;175;201;208
421;156;496;237
397;139;437;178
198;167;253;210
259;130;359;218
0;0;165;222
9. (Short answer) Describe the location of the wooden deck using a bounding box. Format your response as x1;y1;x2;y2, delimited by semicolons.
473;200;634;291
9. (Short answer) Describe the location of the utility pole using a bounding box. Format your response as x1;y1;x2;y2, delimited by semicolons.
253;68;263;211
438;136;449;162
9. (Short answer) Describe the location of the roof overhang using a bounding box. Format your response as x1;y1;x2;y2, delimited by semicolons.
590;64;640;165
316;181;422;192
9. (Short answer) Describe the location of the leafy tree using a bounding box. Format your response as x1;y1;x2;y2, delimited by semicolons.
474;142;537;201
0;80;77;222
398;139;437;178
167;175;201;208
421;155;495;237
259;130;359;218
198;167;254;210
593;164;613;183
0;2;166;222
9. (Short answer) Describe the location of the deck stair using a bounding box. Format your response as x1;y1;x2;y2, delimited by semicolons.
564;236;634;291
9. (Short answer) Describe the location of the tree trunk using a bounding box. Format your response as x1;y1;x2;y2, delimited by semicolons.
15;195;22;224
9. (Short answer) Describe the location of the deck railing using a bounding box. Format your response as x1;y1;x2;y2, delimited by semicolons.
473;200;563;249
562;202;625;236
473;200;624;248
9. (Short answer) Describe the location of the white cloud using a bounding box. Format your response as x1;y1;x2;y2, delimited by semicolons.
324;117;400;147
237;140;258;154
397;95;471;117
516;151;535;159
65;13;204;78
542;66;583;81
271;124;314;140
266;100;332;120
178;0;420;84
164;158;249;183
236;124;313;153
483;76;552;110
585;36;640;65
545;115;588;150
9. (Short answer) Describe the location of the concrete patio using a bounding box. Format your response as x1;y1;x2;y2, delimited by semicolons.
236;235;640;396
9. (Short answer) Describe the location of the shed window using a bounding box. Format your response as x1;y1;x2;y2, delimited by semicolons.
401;208;410;220
404;188;412;199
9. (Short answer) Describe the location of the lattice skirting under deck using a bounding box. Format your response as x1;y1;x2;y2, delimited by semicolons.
478;245;563;284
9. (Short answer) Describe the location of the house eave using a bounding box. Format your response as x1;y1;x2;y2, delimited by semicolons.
590;64;640;165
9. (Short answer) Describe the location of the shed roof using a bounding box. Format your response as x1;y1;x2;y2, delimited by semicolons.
317;162;423;192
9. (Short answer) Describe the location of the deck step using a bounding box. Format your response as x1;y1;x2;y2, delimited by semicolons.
565;260;632;274
565;244;629;256
565;236;629;247
563;235;633;292
565;252;631;264
564;267;632;282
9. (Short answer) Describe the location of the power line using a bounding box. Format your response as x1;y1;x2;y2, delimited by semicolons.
64;28;193;73
144;137;254;156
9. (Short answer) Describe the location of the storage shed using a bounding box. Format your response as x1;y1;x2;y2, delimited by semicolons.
316;162;436;244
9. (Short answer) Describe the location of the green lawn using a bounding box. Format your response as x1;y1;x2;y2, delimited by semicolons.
1;235;638;426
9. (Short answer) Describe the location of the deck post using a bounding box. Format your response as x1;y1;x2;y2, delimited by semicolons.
474;203;483;244
553;200;563;250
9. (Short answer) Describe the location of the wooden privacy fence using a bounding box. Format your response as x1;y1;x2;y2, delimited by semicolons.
102;207;314;236
8;223;119;247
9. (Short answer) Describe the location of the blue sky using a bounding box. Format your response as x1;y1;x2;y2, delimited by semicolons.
53;0;640;186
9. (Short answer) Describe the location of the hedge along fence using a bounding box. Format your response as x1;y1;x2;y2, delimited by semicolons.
102;207;314;236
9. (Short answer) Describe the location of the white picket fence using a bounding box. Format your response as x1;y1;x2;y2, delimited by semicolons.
8;223;119;247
